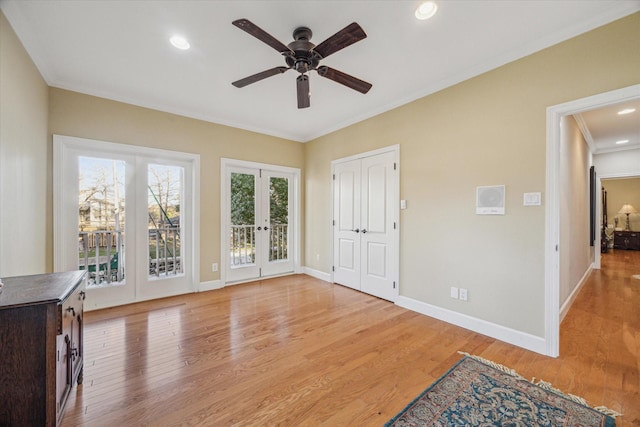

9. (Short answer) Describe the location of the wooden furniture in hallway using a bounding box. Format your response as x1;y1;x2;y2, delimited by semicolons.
614;230;640;250
61;252;640;426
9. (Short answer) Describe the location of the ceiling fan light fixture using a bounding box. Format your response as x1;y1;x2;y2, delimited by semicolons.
415;1;438;20
617;108;636;115
169;35;190;50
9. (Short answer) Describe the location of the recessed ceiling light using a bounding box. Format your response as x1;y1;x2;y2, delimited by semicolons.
617;108;636;115
415;1;438;20
615;139;629;144
170;35;190;50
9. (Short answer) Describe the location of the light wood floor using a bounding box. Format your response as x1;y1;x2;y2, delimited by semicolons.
62;250;640;426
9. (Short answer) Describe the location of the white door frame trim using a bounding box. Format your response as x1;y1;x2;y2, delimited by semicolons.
220;158;301;286
545;84;640;357
330;144;400;297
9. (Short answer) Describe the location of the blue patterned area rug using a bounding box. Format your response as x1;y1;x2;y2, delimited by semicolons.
385;355;618;427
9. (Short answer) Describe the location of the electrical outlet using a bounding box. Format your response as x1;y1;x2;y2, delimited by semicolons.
459;288;468;301
450;287;459;299
212;263;218;272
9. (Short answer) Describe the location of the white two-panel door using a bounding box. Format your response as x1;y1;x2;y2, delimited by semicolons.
333;149;398;301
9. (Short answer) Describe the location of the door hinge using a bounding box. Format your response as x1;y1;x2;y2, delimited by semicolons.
394;162;397;170
259;169;262;178
332;266;335;272
393;222;396;229
333;173;335;180
393;281;396;289
333;219;335;226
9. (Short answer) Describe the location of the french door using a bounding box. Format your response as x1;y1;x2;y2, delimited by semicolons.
333;148;399;301
54;135;199;310
223;160;298;283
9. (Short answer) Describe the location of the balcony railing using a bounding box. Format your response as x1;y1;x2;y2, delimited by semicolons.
230;224;288;266
269;224;288;262
78;227;182;287
149;227;182;277
78;230;124;287
230;225;255;266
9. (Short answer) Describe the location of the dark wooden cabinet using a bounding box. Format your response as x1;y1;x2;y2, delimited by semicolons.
613;230;640;250
0;271;86;427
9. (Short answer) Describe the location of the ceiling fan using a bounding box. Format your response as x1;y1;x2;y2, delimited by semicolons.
231;19;372;109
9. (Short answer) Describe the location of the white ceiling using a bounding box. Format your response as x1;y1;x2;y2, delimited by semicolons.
575;98;640;154
2;0;639;143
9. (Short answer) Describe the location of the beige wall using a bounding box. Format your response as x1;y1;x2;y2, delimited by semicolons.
603;177;640;231
49;89;304;283
305;13;640;337
0;11;49;276
559;115;592;306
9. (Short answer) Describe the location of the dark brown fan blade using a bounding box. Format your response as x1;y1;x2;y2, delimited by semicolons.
317;66;372;94
297;75;310;109
232;19;294;55
313;22;367;59
232;67;289;88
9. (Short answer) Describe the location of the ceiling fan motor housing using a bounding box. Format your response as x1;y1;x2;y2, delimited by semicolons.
286;27;320;73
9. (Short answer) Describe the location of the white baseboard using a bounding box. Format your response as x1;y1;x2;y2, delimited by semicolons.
559;263;593;322
199;280;223;292
303;267;332;283
395;296;548;356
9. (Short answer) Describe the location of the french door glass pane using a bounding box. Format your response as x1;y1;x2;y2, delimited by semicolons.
230;172;256;267
78;157;125;287
269;176;289;262
148;164;183;278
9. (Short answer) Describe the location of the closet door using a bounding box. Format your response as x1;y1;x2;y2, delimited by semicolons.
333;159;362;290
359;151;396;301
332;150;398;301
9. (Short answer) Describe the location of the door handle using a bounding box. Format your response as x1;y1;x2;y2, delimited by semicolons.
257;226;262;231
361;229;368;234
264;226;269;231
353;228;360;233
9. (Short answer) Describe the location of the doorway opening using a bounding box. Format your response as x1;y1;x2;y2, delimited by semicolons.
546;84;640;357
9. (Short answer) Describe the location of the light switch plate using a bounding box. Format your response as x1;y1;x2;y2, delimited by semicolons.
523;192;542;206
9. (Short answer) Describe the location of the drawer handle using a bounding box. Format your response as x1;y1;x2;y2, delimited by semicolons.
79;291;86;300
67;306;76;316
